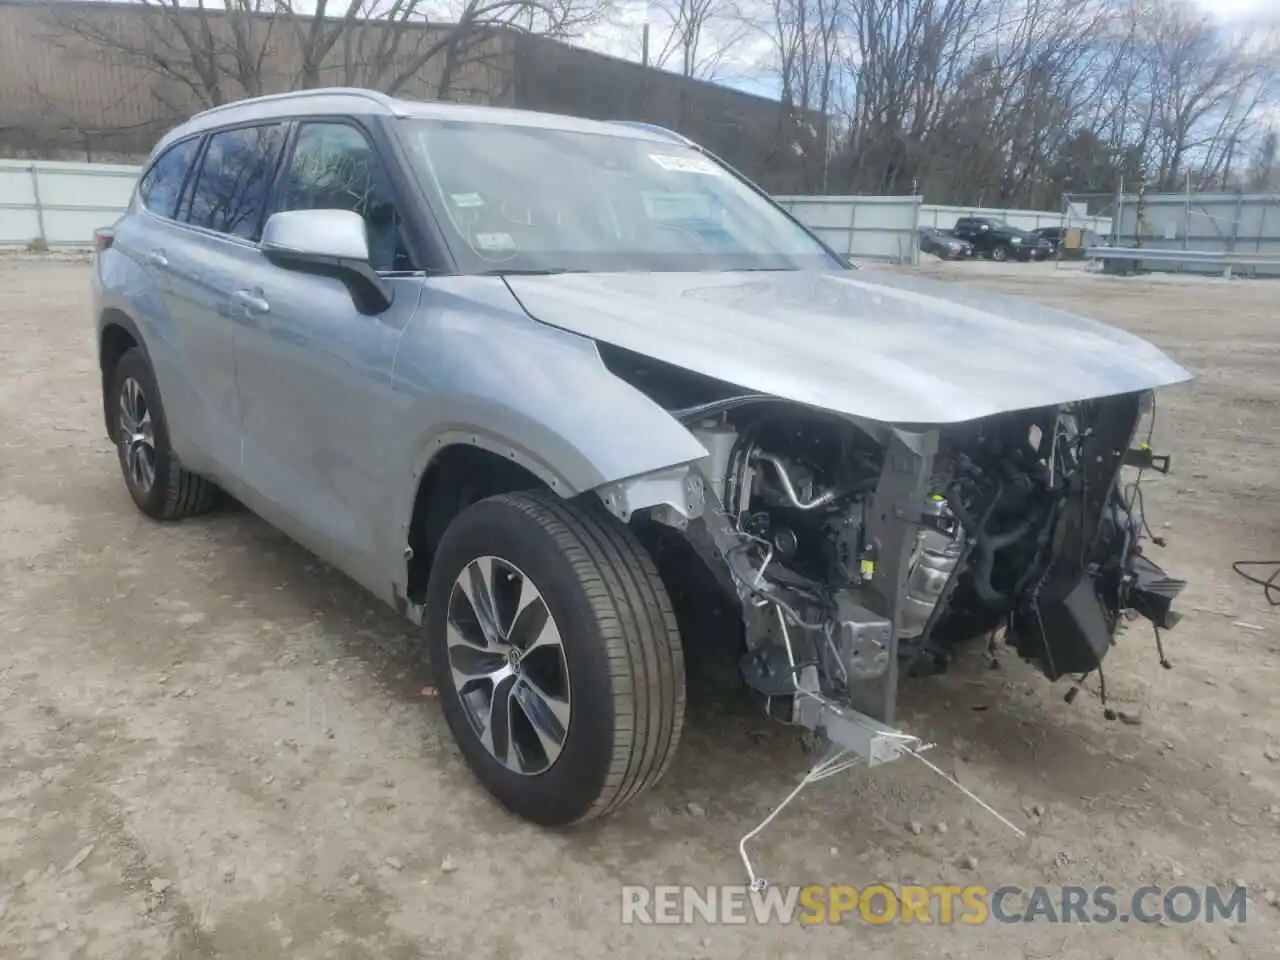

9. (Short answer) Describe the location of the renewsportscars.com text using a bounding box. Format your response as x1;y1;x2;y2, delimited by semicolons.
620;883;1248;926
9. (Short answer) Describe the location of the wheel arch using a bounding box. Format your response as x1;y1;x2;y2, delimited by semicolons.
98;308;148;440
396;424;708;610
401;438;558;606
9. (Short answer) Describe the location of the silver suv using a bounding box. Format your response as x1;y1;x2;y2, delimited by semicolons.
94;88;1191;829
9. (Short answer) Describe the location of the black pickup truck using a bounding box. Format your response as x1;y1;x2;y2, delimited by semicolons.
952;217;1052;262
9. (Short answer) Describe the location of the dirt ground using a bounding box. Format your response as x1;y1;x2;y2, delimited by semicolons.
0;254;1277;959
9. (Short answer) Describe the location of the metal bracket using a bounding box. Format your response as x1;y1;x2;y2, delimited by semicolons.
1123;445;1171;474
595;464;706;525
794;693;915;766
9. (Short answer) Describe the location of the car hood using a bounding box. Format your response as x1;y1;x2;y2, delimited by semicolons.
502;268;1192;425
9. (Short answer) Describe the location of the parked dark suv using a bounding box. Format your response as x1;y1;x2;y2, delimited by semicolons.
952;217;1049;262
1028;226;1063;257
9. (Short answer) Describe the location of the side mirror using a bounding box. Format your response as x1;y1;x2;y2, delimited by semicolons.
260;209;393;314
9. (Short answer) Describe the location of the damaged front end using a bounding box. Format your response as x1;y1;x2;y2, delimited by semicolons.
607;388;1185;754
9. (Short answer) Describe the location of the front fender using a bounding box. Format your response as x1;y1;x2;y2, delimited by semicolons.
386;277;711;556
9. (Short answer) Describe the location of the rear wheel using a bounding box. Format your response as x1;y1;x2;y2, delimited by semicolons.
425;490;685;826
108;348;218;520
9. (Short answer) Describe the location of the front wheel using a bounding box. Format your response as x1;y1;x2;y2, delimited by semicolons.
425;490;686;826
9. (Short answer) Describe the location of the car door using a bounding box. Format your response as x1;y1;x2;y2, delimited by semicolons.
231;118;423;585
158;121;289;478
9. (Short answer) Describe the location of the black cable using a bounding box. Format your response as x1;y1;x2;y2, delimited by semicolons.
1231;560;1280;606
1125;480;1162;545
1124;393;1160;544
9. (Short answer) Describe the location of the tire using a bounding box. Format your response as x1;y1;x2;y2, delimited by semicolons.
108;347;218;520
425;489;686;827
991;244;1008;262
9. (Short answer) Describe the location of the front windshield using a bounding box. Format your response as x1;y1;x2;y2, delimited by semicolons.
399;118;842;274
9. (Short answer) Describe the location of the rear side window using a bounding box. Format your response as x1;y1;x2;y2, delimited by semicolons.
185;123;287;240
137;138;200;218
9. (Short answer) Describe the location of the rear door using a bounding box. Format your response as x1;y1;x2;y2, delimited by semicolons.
160;121;289;478
230;117;423;582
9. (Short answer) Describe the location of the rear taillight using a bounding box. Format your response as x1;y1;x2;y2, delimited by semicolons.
93;228;114;252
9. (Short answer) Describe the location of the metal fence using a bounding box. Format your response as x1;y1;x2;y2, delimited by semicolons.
774;195;923;264
1113;191;1280;277
778;199;1112;263
0;158;138;247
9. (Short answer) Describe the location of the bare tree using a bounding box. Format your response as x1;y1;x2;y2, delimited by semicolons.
837;0;990;196
767;0;1280;204
754;0;845;190
43;0;612;120
45;0;280;112
1123;0;1275;189
645;0;749;80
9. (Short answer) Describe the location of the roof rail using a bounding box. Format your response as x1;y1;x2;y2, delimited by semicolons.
607;120;694;145
190;86;400;122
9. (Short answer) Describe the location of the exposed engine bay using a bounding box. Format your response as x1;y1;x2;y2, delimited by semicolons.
580;302;1190;885
639;387;1186;739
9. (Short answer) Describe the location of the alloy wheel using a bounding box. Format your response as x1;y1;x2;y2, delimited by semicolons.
446;556;572;775
118;376;156;494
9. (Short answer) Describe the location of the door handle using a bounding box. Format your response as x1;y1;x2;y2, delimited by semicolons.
232;288;270;316
147;249;168;268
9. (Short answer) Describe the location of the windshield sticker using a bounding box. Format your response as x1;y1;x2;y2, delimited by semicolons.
451;192;486;208
473;232;516;252
648;153;723;176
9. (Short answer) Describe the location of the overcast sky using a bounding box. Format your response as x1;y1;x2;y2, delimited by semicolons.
1203;0;1277;23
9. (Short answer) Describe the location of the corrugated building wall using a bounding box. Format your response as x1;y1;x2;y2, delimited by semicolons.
0;0;509;160
0;0;817;192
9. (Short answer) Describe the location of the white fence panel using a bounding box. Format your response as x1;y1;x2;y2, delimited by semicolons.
0;162;43;246
1113;192;1280;276
775;195;922;263
0;159;140;248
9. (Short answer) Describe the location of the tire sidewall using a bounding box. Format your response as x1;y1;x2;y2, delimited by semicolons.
109;348;175;518
424;495;621;826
